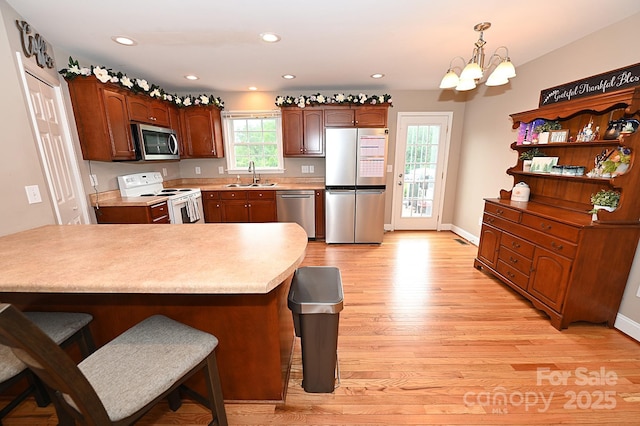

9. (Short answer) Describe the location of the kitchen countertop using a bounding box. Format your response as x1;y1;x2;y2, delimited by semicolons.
0;223;307;294
90;178;325;207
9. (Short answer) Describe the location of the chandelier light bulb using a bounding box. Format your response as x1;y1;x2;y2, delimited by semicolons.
455;78;477;91
439;70;460;89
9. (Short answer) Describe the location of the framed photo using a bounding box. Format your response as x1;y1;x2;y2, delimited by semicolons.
549;129;569;143
530;156;559;173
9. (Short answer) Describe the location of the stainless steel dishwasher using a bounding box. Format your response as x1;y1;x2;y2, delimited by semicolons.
276;190;316;238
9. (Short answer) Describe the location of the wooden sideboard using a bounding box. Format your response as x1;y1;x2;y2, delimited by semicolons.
474;87;640;329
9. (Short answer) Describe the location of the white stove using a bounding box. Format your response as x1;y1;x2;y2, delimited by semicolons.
117;172;203;224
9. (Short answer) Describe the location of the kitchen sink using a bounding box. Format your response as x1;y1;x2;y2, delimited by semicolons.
225;183;277;188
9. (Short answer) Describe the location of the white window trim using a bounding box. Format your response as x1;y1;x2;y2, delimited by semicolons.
222;110;285;174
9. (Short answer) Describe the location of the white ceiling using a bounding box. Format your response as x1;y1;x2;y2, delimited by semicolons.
8;0;640;95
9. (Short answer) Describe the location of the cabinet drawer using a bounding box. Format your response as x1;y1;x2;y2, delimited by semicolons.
521;213;580;242
500;232;534;258
485;203;521;223
203;191;220;200
149;202;168;220
515;226;578;259
498;246;532;276
221;190;247;200
497;260;530;291
248;190;275;200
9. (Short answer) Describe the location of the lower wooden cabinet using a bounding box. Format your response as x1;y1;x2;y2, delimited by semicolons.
203;190;276;223
474;199;640;330
94;201;170;224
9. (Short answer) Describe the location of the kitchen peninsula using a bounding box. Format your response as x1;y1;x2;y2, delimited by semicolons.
0;222;308;403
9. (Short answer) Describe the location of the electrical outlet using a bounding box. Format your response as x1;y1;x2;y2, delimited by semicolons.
301;165;309;173
195;166;201;175
218;166;225;174
25;185;42;204
162;168;167;177
89;174;98;187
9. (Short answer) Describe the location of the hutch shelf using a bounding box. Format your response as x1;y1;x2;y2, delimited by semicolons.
474;87;640;330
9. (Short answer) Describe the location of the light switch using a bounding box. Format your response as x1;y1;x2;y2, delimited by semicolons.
218;166;225;174
301;165;309;173
309;165;314;173
195;166;201;175
25;185;42;204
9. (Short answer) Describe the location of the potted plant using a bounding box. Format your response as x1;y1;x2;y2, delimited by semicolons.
534;120;562;144
519;148;546;172
590;189;620;217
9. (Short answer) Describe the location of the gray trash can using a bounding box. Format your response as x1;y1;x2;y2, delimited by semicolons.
288;266;344;393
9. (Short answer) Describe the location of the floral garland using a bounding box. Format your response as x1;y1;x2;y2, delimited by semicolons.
59;57;224;109
275;93;392;108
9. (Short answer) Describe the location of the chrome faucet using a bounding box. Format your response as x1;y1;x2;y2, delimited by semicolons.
248;161;259;184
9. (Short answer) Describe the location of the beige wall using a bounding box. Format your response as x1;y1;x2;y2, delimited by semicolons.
1;0;639;328
0;0;58;234
456;13;640;325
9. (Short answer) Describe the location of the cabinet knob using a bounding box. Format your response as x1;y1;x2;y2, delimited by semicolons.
496;209;504;215
511;241;520;249
509;257;518;264
540;222;552;230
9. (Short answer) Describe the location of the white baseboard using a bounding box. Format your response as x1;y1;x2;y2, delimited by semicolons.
614;314;640;342
451;224;479;246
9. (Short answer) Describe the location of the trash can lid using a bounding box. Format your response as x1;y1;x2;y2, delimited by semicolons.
288;266;344;314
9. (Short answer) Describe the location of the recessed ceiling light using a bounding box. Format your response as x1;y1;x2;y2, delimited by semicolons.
282;74;296;80
371;73;385;79
248;86;258;91
111;36;137;46
184;75;199;81
260;32;281;43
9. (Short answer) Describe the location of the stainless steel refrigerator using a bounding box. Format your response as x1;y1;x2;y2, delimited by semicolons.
325;128;388;243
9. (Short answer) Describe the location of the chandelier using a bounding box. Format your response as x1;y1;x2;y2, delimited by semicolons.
439;22;516;91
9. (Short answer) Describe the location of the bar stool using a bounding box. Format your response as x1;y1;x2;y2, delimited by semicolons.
0;311;94;423
0;304;228;426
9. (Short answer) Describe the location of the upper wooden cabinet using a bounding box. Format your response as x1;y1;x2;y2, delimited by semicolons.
324;105;388;127
281;107;324;157
67;77;136;161
180;105;225;158
127;95;171;127
66;76;224;161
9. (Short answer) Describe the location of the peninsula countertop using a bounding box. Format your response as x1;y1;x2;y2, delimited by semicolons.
0;223;308;294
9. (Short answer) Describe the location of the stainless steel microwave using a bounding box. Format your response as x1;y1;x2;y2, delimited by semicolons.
131;123;180;161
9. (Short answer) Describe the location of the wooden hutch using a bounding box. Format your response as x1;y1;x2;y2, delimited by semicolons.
474;87;640;330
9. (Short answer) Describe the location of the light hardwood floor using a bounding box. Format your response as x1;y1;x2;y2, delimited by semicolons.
4;231;640;425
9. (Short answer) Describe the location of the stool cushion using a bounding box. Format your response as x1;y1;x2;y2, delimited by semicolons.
67;315;218;422
0;312;93;382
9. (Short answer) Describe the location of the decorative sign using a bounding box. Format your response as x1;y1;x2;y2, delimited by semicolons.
16;20;54;69
539;63;640;107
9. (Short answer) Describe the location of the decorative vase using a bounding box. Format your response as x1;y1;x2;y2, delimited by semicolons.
594;205;616;212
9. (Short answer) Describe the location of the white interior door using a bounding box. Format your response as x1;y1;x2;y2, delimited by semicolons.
23;69;88;224
392;113;451;230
